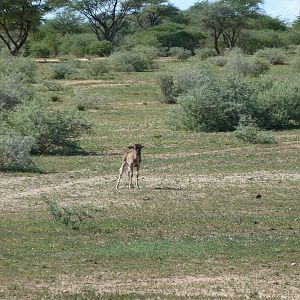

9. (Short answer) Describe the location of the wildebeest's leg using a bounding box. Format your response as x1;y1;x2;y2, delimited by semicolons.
136;166;140;189
116;163;126;189
129;164;134;189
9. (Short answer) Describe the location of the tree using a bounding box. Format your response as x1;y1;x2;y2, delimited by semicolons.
0;0;51;55
132;0;180;30
189;1;233;54
292;16;300;30
221;0;262;49
71;0;138;43
189;0;262;54
43;9;88;35
249;15;288;31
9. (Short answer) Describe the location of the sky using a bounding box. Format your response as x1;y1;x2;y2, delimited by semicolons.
171;0;300;23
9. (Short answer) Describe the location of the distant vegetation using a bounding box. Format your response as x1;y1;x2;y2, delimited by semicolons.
0;0;299;57
0;0;300;171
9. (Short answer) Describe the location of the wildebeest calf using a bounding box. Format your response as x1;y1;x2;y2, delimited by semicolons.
116;144;144;189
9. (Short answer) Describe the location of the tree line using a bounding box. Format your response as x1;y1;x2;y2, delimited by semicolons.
0;0;300;56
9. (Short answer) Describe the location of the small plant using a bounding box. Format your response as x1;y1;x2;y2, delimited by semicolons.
42;80;63;91
249;290;260;299
206;56;227;67
109;51;157;72
88;40;112;56
0;75;34;110
75;90;112;110
50;63;77;80
196;48;217;60
77;103;85;111
85;60;109;78
169;47;192;61
292;57;300;71
156;67;214;104
42;197;93;229
132;45;160;58
0;54;36;83
156;73;175;103
255;47;287;65
0;134;37;172
225;49;269;77
235;119;276;144
50;95;61;102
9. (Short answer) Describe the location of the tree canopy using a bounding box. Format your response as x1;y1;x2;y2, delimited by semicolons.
188;0;263;54
0;0;299;56
0;0;53;55
70;0;139;42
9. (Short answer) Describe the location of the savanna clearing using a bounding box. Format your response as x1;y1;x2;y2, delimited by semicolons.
0;58;299;300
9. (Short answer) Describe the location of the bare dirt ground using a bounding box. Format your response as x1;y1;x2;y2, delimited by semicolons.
61;79;154;88
1;145;299;299
48;271;300;299
1;269;299;299
0;171;300;212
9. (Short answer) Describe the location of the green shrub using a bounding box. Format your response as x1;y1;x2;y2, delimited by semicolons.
292;57;300;71
156;73;175;103
0;54;36;83
42;80;64;91
280;30;300;46
239;30;284;54
157;67;213;104
157;28;204;53
29;41;51;57
235;124;276;144
9;102;92;154
122;31;161;50
206;56;227;67
85;60;109;78
235;117;276;144
60;33;97;57
88;40;112;57
169;47;192;61
252;78;300;129
255;48;287;65
196;48;218;60
50;63;77;79
173;67;214;96
169;75;255;132
0;75;34;110
0;134;36;172
132;45;160;58
225;50;269;77
75;90;112;110
50;95;61;102
109;51;157;72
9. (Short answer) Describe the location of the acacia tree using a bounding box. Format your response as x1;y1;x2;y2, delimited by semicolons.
0;0;52;55
189;0;262;54
222;0;262;49
293;16;300;30
189;1;233;54
132;0;180;30
71;0;138;42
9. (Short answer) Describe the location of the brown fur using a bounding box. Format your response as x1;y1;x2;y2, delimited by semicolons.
116;144;144;189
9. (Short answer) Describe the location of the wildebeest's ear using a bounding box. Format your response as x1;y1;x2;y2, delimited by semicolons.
128;145;134;149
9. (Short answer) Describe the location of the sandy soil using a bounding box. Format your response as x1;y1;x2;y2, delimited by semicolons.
61;79;154;88
1;146;299;299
